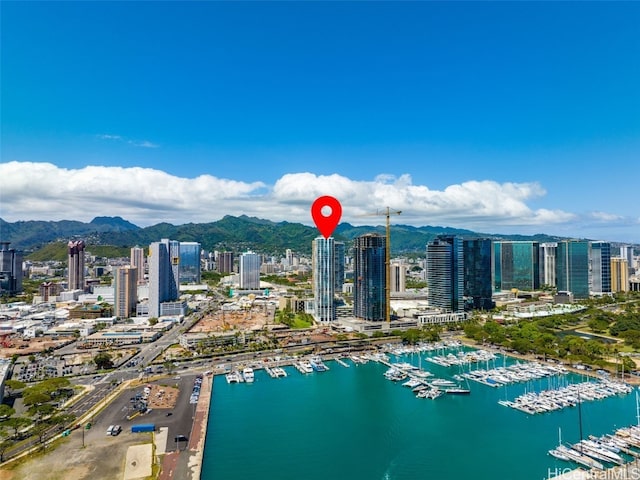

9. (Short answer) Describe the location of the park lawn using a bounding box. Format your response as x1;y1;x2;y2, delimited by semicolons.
291;317;313;329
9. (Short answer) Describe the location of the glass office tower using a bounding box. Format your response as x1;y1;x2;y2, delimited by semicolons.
179;242;201;284
493;241;540;291
556;240;590;299
463;238;494;310
427;236;464;313
353;234;386;321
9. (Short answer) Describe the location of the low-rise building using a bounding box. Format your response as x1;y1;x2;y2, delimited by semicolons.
84;330;160;346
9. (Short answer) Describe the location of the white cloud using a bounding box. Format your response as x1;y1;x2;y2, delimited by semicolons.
97;134;122;140
128;140;159;149
589;211;623;222
0;162;634;242
97;134;158;148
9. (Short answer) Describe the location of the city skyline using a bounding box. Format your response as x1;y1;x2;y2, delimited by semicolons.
2;2;639;243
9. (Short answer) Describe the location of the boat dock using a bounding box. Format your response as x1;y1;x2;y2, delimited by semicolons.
334;358;350;368
502;380;633;414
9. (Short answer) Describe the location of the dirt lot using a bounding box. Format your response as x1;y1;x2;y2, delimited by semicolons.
0;427;153;480
145;383;179;410
0;337;74;358
0;375;197;480
190;308;271;333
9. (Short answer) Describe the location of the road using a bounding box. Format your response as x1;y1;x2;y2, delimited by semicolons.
2;298;217;463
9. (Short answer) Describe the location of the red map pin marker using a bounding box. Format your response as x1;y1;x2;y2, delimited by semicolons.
311;196;342;239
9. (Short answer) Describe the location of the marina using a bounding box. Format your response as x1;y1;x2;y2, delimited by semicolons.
462;361;568;388
205;344;638;480
502;381;633;414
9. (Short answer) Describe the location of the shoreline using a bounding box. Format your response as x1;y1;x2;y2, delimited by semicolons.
455;336;640;385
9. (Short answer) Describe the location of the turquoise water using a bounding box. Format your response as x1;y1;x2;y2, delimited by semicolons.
202;351;637;480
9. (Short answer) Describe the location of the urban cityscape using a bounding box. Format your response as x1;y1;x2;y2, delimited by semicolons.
0;222;639;478
2;1;639;480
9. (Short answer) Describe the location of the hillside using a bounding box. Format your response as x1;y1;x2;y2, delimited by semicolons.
0;216;140;251
3;215;589;258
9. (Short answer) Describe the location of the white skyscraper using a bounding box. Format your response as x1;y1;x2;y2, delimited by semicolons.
313;237;336;322
130;246;145;284
239;251;261;289
390;261;407;293
540;243;557;287
621;246;636;273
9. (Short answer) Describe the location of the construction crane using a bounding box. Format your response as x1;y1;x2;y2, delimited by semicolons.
359;207;402;322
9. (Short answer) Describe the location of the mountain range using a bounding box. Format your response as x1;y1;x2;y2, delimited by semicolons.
0;215;595;259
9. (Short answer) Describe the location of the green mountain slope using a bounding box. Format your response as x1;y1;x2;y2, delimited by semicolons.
4;215;588;259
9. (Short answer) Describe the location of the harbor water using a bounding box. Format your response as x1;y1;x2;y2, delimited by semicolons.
201;350;637;480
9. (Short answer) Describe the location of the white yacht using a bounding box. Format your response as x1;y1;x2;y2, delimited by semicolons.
431;378;457;387
242;367;255;383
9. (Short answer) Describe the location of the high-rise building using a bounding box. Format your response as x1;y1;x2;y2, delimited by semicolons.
67;240;86;291
312;237;336;322
114;266;138;318
427;236;464;313
353;234;386;321
539;243;558;287
493;241;540;292
556;240;590;299
239;251;261;289
130;246;145;284
463;238;494;310
390;262;407;293
0;242;23;295
38;282;61;302
179;242;201;284
148;239;180;318
620;246;636;274
334;242;345;292
217;252;234;274
590;242;611;295
611;257;629;292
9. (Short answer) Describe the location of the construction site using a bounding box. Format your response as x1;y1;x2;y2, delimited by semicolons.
0;333;73;358
189;299;276;334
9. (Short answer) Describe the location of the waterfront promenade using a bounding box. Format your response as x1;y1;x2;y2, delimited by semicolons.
159;373;212;480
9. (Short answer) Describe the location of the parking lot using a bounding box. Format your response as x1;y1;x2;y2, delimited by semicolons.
93;373;199;451
0;373;201;480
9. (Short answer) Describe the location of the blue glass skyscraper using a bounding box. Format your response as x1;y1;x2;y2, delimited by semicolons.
179;242;201;284
493;241;540;292
463;238;494;310
427;235;464;313
556;240;590;299
590;242;611;295
353;234;386;321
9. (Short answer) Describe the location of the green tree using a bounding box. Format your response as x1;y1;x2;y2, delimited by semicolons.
0;405;15;419
618;356;636;375
149;317;159;326
163;360;176;374
28;403;55;419
0;428;14;462
4;417;31;439
93;352;114;370
4;379;26;396
23;392;52;407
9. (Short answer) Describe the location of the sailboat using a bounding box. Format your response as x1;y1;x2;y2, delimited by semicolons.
548;428;570;461
547;387;607;470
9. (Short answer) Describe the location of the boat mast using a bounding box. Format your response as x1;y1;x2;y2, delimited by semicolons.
636;390;640;427
577;387;584;452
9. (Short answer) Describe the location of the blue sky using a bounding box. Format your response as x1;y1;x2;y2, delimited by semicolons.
1;2;639;243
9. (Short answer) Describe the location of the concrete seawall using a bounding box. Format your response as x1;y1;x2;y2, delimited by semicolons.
186;373;212;480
